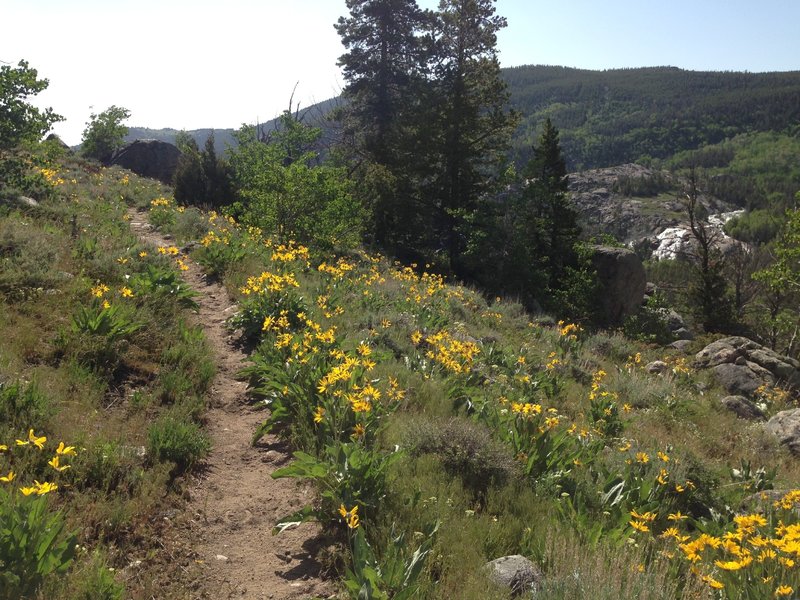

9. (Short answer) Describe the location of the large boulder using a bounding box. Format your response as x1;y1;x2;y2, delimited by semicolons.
765;409;800;455
484;554;542;596
110;139;181;184
695;336;800;397
589;245;647;326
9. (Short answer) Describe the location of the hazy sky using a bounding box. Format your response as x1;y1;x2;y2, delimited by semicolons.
4;0;799;145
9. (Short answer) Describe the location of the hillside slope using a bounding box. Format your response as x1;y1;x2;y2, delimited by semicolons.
125;66;800;171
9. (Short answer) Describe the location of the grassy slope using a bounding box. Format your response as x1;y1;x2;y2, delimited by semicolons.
0;155;213;599
6;152;800;598
150;197;800;599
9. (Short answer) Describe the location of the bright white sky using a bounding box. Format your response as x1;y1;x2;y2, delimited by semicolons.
4;0;799;145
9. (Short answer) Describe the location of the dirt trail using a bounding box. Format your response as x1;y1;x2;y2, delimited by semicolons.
128;209;333;600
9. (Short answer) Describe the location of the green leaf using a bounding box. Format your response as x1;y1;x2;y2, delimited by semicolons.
272;505;319;535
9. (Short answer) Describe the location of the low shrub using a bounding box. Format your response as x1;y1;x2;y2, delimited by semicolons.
147;415;210;473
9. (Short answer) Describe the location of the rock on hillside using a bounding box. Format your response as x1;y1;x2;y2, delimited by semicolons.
695;336;800;397
567;164;739;257
110;139;181;184
589;245;646;326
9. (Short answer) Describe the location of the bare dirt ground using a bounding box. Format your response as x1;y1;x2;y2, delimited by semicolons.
128;209;334;600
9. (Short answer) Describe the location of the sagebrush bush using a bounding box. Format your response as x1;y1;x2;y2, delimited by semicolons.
0;379;52;434
404;417;518;500
147;415;210;472
0;218;62;296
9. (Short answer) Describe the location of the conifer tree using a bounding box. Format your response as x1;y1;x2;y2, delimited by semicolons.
523;118;579;287
335;0;430;252
428;0;517;273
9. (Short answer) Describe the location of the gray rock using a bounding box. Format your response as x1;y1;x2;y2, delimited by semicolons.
16;195;39;207
721;395;764;420
712;363;764;397
765;409;800;455
673;327;694;340
646;360;669;375
696;336;800;398
589;245;647;326
485;555;542;596
110;139;181;184
669;339;693;352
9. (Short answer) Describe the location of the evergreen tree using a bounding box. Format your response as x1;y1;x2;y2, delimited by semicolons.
684;169;736;332
173;133;206;206
523;118;579;288
335;0;430;252
335;0;426;165
173;132;232;209
428;0;517;274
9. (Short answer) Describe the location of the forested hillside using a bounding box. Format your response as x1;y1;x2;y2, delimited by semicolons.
126;66;800;173
505;65;800;170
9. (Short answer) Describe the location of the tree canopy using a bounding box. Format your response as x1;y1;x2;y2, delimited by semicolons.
0;60;62;151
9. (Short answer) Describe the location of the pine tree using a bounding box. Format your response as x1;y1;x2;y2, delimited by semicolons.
685;168;736;332
335;0;430;251
429;0;517;273
523;118;579;288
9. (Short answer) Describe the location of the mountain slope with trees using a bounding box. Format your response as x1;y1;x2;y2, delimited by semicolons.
126;65;800;173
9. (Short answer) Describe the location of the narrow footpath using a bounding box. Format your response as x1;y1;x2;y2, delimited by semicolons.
129;209;333;600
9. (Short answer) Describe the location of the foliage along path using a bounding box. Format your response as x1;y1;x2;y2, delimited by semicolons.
128;208;332;599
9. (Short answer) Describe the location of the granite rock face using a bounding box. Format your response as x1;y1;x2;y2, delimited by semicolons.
589;245;647;326
110;139;181;184
766;409;800;455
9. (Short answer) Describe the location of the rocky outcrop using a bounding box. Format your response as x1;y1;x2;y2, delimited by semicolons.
484;555;542;596
695;336;800;397
566;163;741;261
589;245;647;326
766;409;800;455
110;139;181;184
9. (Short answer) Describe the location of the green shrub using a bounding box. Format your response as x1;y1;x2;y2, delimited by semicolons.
0;379;52;434
0;218;61;297
404;417;517;501
147;415;210;472
59;549;124;600
622;292;675;345
0;490;77;599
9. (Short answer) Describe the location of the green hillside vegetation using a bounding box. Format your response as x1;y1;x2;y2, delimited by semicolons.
668;131;800;220
0;156;214;598
125;66;800;176
505;65;800;170
4;6;800;593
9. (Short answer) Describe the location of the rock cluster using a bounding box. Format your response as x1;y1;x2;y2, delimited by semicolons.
695;336;800;398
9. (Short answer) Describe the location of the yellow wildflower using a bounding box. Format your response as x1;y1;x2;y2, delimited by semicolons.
338;504;360;529
352;424;366;439
48;456;71;472
17;429;46;450
56;441;77;456
0;471;15;483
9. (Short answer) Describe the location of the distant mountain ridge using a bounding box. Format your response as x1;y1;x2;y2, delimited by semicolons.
126;65;800;171
125;97;341;156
